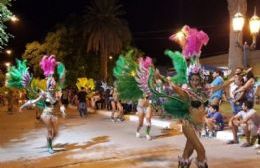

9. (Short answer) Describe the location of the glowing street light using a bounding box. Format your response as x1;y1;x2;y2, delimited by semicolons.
5;49;12;55
109;56;113;60
249;8;260;43
5;62;11;68
232;7;260;68
232;12;245;32
10;15;19;22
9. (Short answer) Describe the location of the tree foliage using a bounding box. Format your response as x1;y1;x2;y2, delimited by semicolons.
21;0;136;86
22;22;94;86
0;0;12;49
83;0;131;81
22;41;44;75
0;70;5;87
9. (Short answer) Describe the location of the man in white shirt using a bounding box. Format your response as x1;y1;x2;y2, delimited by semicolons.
227;101;260;147
228;68;244;115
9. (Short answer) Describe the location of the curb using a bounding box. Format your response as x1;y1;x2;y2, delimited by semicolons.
97;110;174;129
96;110;234;141
216;130;233;141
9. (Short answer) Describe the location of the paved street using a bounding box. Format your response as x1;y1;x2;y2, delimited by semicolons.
0;106;260;168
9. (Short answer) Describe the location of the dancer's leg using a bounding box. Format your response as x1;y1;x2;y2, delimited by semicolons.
136;111;144;137
179;122;194;168
50;116;58;139
117;102;124;121
182;121;207;167
182;139;194;159
41;115;54;154
145;106;152;140
111;101;116;121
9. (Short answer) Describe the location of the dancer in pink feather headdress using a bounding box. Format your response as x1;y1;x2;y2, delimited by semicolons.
18;55;66;154
169;25;209;168
135;56;154;140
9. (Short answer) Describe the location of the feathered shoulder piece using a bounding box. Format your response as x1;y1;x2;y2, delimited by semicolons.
164;50;187;85
113;50;143;101
76;77;95;91
5;59;32;89
135;56;153;95
56;62;66;88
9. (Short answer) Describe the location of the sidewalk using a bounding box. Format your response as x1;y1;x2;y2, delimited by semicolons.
96;109;234;141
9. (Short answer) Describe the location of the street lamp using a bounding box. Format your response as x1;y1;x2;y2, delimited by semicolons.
5;62;11;68
249;9;260;43
232;7;260;68
5;49;12;55
10;15;19;22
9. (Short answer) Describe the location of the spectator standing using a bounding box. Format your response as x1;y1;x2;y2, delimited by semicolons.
77;87;87;117
209;69;224;105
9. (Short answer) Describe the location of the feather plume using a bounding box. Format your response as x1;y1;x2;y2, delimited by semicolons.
40;55;57;77
164;50;188;85
169;25;209;59
5;59;32;89
135;57;153;95
113;50;143;101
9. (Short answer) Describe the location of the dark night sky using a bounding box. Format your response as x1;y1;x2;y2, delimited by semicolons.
5;0;260;65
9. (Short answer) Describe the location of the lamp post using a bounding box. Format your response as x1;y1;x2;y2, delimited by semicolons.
232;7;260;68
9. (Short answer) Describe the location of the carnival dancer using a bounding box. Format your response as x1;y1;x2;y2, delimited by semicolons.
134;56;155;140
6;55;66;154
136;95;152;140
113;25;209;167
110;87;124;122
163;25;209;168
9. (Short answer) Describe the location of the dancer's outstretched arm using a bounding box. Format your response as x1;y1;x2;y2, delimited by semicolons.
234;78;255;93
167;77;189;101
211;67;253;92
19;94;43;112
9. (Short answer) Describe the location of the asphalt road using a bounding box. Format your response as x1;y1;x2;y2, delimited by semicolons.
0;107;259;168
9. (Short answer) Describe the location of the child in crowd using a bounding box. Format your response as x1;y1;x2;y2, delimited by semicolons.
204;104;224;137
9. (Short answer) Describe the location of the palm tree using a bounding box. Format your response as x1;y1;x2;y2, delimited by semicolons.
83;0;131;81
227;0;247;71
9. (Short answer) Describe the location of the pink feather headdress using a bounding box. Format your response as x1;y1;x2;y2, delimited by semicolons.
135;56;153;95
40;55;57;77
169;25;209;59
139;56;153;70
